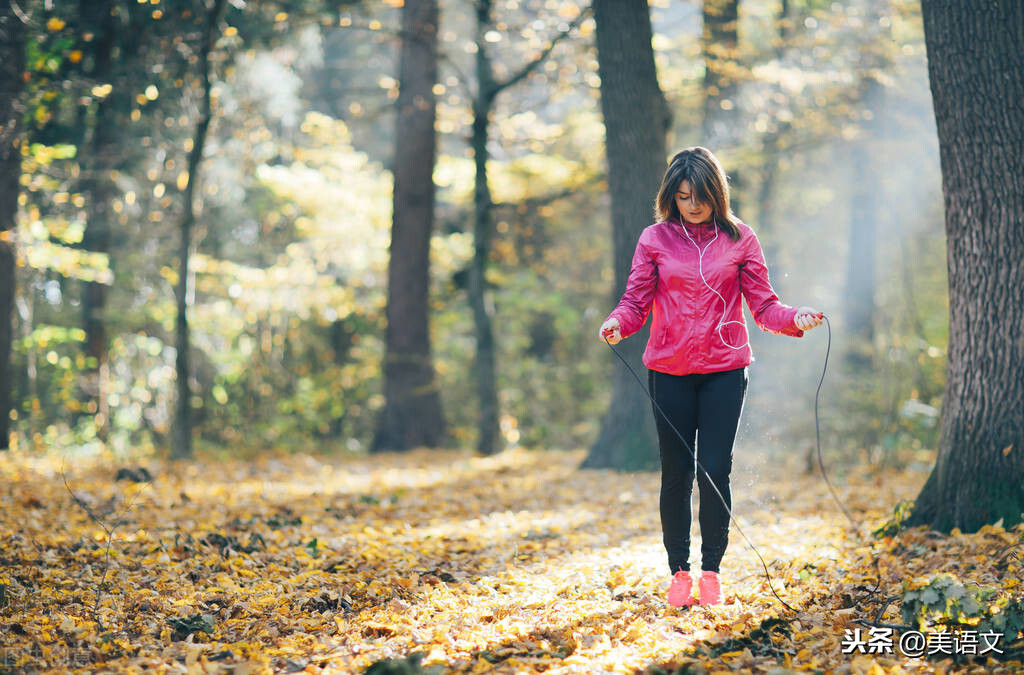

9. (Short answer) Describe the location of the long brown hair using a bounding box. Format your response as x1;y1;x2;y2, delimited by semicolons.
654;147;741;241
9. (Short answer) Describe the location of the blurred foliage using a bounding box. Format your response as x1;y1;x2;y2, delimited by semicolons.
7;0;948;467
902;571;1024;661
827;223;949;468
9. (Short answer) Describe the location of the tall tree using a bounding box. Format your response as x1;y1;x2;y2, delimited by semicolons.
907;1;1024;531
172;0;227;460
371;0;446;452
468;0;501;456
77;0;138;439
701;0;740;144
582;0;669;471
467;0;585;455
0;1;26;451
842;0;890;367
753;0;792;283
841;85;880;361
701;0;744;215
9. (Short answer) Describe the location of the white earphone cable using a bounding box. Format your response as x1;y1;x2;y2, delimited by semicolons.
679;224;748;350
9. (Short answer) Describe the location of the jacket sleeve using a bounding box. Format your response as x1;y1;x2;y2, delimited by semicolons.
607;235;658;338
739;229;803;337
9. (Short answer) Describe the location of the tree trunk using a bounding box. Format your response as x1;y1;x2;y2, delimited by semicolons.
753;0;792;291
755;129;785;285
78;0;119;439
0;2;26;451
15;294;34;437
371;0;446;452
172;0;226;460
701;0;743;215
841;80;880;369
583;0;669;471
842;0;890;368
701;0;740;146
467;0;501;455
329;319;352;437
907;1;1024;531
463;2;583;454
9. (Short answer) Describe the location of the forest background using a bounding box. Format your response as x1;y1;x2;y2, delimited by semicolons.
4;0;1024;672
1;0;948;469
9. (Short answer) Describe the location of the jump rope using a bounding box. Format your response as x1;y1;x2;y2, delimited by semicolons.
602;225;860;612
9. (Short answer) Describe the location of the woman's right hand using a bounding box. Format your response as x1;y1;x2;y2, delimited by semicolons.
794;306;824;331
599;317;622;345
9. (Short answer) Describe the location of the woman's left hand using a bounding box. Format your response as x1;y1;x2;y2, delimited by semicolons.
794;306;824;331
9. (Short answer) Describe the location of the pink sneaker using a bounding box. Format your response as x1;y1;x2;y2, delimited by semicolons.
667;570;695;607
698;571;722;606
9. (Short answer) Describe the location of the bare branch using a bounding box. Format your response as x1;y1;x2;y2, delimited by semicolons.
335;21;476;128
872;595;902;625
10;2;30;24
62;467;113;537
335;20;401;39
438;50;476;103
853;618;916;632
494;6;591;94
62;461;154;632
491;185;583;210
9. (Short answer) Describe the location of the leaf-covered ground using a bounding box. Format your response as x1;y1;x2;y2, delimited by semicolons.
1;446;1021;673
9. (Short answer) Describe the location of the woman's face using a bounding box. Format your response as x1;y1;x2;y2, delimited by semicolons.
675;180;713;224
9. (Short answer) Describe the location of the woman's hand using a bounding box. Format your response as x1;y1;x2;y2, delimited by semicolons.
794;306;824;331
599;317;622;345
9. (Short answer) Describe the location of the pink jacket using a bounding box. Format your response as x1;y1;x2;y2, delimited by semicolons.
607;219;803;376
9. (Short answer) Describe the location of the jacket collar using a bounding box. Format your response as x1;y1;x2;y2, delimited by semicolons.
675;218;718;243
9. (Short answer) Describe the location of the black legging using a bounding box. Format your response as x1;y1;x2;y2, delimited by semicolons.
648;367;748;574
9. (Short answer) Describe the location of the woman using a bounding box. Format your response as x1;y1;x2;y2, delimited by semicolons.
599;147;822;607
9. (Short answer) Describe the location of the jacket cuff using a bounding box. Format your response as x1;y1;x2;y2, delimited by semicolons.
786;307;804;337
